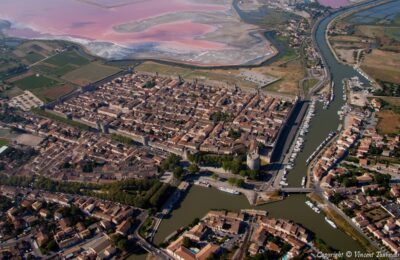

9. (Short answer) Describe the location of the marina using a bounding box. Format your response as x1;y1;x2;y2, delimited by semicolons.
154;187;363;253
305;131;336;165
353;65;374;84
305;200;321;214
283;100;316;182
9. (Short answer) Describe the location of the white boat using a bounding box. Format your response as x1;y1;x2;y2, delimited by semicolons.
325;217;337;229
218;187;240;195
313;207;320;214
280;181;289;186
305;201;320;214
301;177;306;187
194;180;211;188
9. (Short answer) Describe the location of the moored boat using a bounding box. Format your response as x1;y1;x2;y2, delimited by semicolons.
218;187;240;195
325;217;337;229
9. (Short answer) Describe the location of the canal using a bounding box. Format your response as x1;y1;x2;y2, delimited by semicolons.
153;0;392;256
285;1;377;187
154;186;363;252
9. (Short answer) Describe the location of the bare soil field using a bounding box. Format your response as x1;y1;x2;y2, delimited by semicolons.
378;96;400;107
135;61;258;89
6;71;34;83
331;35;365;43
42;85;76;100
376;110;400;135
361;49;400;84
356;25;384;39
253;60;303;95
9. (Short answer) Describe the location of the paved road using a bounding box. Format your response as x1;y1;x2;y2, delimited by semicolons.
134;212;171;259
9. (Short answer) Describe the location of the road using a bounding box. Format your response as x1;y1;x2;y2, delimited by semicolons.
134;211;171;260
1;233;44;258
307;0;397;256
28;49;67;68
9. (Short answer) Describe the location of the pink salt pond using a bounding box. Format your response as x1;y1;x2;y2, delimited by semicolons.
0;0;226;50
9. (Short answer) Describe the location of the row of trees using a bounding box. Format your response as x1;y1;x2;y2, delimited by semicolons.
188;152;261;180
0;174;169;209
374;80;400;97
227;177;244;188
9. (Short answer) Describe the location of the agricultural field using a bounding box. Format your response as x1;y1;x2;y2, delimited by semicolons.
61;62;121;86
361;49;400;84
0;138;9;146
45;50;90;67
11;73;72;102
13;74;58;90
1;39;124;102
375;96;400;135
331;5;400;84
41;85;76;101
10;40;61;65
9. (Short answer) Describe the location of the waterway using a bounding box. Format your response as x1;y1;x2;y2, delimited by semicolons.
153;0;392;255
154;186;363;252
285;1;377;187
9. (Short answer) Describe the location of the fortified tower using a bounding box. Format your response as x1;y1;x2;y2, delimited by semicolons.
246;140;260;170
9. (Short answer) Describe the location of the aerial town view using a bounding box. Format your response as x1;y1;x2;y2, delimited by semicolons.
0;0;399;259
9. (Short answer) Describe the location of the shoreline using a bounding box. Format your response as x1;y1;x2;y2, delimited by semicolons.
325;0;396;65
307;192;379;253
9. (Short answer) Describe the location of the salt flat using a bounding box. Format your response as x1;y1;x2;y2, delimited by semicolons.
0;0;275;66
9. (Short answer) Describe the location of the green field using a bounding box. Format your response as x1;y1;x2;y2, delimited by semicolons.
24;52;45;64
61;62;121;86
12;74;68;101
303;78;319;93
0;139;9;146
385;27;400;42
36;63;78;77
46;50;90;67
14;74;59;90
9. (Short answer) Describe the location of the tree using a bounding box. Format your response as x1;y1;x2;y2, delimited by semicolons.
173;166;183;179
227;177;243;187
228;129;242;139
46;240;59;252
374;173;390;188
183;237;192;248
117;238;129;251
343;177;357;187
188;164;200;174
190;218;200;227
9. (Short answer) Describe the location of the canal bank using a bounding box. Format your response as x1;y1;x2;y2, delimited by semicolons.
152;1;395;256
154;186;363;253
285;0;384;187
